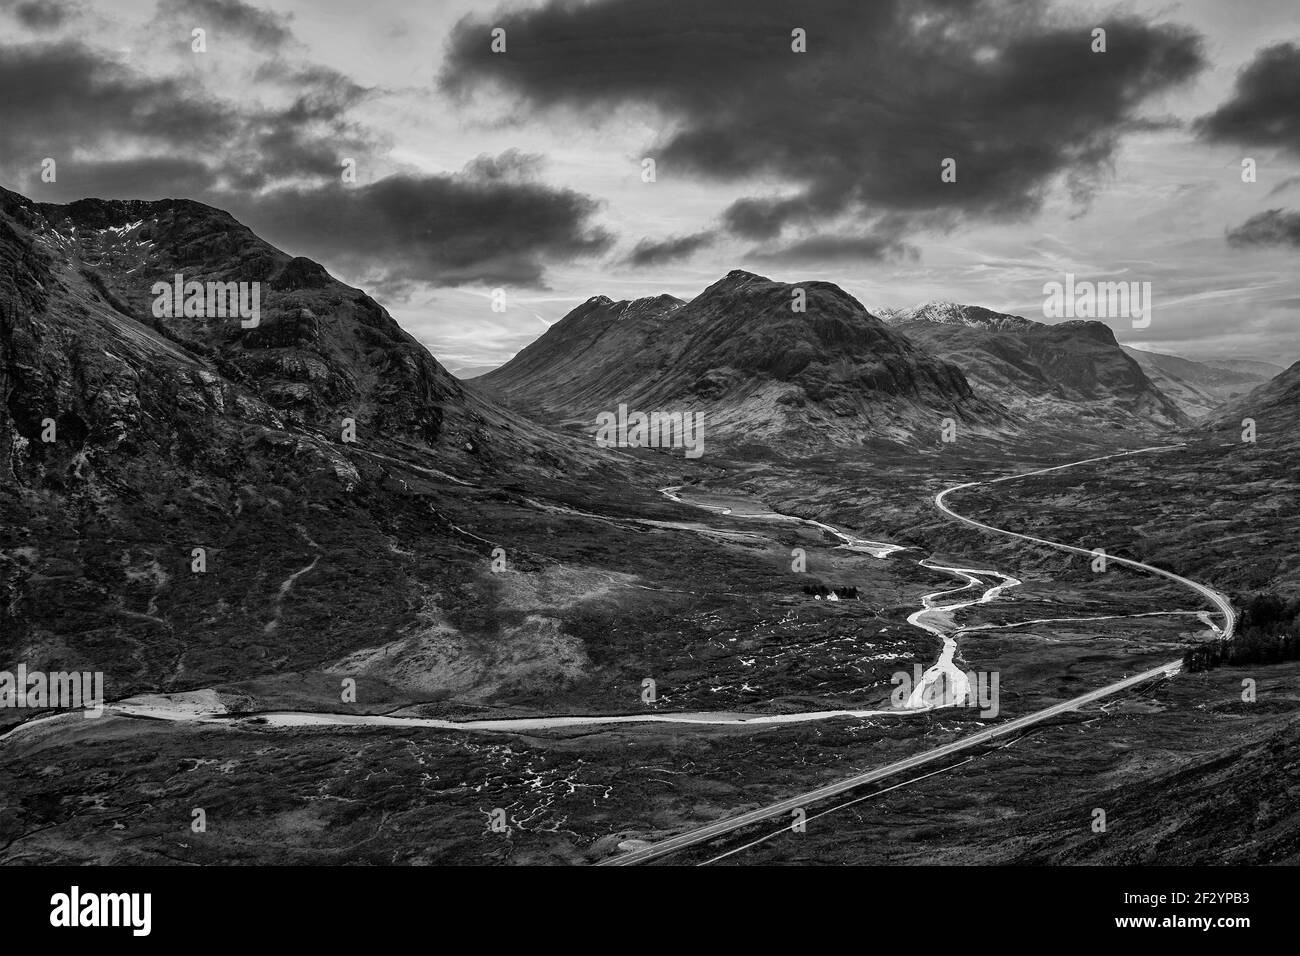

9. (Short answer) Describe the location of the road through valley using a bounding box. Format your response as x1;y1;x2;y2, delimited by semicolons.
600;445;1236;865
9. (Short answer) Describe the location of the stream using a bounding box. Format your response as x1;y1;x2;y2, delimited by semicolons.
1;482;1019;741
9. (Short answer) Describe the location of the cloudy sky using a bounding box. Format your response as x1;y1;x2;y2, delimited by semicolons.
3;0;1299;372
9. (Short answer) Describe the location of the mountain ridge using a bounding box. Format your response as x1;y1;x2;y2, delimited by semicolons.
882;300;1190;431
480;271;1001;448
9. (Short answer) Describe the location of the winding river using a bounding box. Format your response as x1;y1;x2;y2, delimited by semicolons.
2;449;1228;741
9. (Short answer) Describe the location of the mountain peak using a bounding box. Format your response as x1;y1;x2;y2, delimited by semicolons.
624;292;685;312
480;270;991;448
582;292;683;312
693;270;872;322
886;301;1038;332
1056;319;1119;342
695;269;772;297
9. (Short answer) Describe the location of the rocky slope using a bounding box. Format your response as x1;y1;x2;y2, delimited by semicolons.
1209;360;1300;444
480;272;1001;448
0;185;622;708
0;187;585;478
883;302;1189;432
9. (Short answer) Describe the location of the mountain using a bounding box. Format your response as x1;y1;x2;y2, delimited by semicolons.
445;362;501;380
479;271;1000;448
880;301;1039;333
0;187;588;479
1209;360;1300;441
1121;346;1274;419
1202;358;1286;378
0;185;620;707
479;291;687;410
882;302;1189;431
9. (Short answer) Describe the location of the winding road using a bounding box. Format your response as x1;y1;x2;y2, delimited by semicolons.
600;445;1235;865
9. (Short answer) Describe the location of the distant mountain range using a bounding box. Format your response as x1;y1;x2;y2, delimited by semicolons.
1200;358;1287;378
483;284;1291;446
875;301;1039;333
1209;359;1300;441
1120;346;1276;419
876;302;1279;425
480;272;1001;448
880;301;1190;431
442;361;499;380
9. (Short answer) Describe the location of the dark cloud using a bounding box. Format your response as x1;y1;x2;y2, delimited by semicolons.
623;230;716;267
1195;43;1300;155
0;40;237;168
0;40;374;196
4;0;79;30
237;63;379;188
234;162;615;288
459;149;547;182
160;0;294;50
0;33;610;290
723;196;811;241
1226;208;1300;248
441;0;1204;241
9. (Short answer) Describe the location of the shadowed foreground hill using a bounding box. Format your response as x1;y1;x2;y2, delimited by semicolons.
0;186;629;707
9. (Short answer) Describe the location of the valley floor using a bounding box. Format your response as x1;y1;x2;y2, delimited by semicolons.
1;436;1295;865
